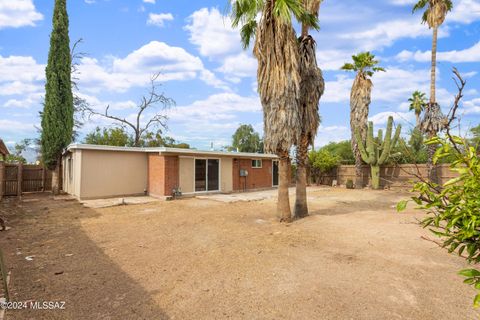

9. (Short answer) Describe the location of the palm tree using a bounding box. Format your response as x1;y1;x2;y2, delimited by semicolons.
231;0;318;222
294;0;324;219
341;52;385;189
413;0;452;182
408;91;427;128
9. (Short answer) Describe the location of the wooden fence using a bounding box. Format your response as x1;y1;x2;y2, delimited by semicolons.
0;162;52;198
315;164;458;189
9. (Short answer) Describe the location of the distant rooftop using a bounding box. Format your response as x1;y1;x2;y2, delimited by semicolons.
66;144;277;159
0;139;10;157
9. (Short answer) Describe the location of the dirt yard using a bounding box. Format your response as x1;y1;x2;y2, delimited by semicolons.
1;187;479;319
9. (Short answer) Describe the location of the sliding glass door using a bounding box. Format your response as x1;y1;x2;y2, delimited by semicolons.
195;159;219;192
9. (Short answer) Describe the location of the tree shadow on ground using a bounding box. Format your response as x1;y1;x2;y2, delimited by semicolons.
0;194;169;320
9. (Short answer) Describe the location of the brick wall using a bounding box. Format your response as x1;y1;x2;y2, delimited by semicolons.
148;154;179;197
232;158;273;192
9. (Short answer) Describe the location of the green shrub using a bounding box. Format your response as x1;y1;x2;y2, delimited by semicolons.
308;149;340;184
398;135;480;306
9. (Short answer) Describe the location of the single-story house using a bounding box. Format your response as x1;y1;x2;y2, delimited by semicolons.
62;144;279;200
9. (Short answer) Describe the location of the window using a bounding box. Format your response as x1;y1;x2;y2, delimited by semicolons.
68;158;73;181
251;159;262;168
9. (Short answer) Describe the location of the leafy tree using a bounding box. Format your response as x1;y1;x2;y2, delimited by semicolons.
231;0;319;222
341;52;385;189
231;124;263;153
139;131;190;148
393;128;428;164
413;0;453;181
83;127;190;149
320;141;355;165
84;127;130;147
470;124;480;148
41;0;74;194
308;149;339;184
408;91;427;128
5;139;33;164
294;0;325;219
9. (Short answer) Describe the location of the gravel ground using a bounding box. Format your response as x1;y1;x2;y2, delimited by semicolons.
1;187;479;320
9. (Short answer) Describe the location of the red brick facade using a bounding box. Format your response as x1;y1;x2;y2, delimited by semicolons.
148;154;179;197
232;158;274;192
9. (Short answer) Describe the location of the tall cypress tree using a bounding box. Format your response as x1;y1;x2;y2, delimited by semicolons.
41;0;73;194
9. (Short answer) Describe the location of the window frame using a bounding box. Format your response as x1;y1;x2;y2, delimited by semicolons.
251;159;262;169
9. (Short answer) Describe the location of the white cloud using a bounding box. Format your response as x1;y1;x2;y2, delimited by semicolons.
77;41;229;93
322;66;443;109
462;98;480;115
0;0;43;29
143;0;155;3
184;8;241;57
389;0;416;5
0;55;45;109
369;111;414;126
3;92;43;109
314;125;350;147
316;49;353;71
216;52;257;81
0;119;37;134
147;13;173;27
0;55;45;83
339;18;448;51
170;93;261;121
322;74;352;103
396;41;480;63
163;93;262;148
448;0;480;24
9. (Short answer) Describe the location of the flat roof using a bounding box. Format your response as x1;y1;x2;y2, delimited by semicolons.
66;144;278;159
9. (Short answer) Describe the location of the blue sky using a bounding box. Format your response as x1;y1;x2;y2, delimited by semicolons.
0;0;479;153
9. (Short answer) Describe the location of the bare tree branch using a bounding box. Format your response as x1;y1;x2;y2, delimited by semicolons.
79;73;175;146
445;68;466;154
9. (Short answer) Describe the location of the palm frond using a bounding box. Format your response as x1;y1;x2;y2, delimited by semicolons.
240;19;258;48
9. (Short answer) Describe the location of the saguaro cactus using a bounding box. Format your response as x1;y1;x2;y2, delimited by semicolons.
354;116;401;189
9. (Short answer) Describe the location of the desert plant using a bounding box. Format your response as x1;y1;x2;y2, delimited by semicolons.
354;116;401;189
341;52;385;188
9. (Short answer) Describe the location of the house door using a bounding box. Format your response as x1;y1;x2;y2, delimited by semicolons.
195;159;219;192
272;160;279;187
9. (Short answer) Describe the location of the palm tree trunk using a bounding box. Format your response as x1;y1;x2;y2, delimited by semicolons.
278;152;292;222
430;27;438;104
416;112;421;128
426;27;438;183
294;134;309;219
426;134;437;183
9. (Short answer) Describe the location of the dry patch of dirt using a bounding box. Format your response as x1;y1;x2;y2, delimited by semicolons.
1;187;479;319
